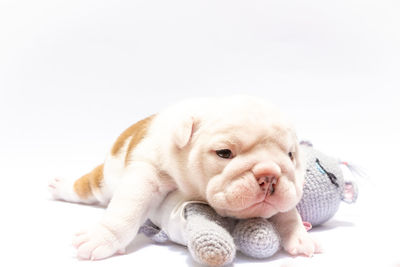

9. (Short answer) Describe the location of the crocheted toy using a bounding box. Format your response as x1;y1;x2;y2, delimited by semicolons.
139;143;358;266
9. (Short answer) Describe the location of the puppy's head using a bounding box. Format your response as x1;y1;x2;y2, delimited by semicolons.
172;96;305;219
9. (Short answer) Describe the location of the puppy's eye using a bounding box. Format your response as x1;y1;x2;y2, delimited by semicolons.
288;152;294;161
216;149;233;159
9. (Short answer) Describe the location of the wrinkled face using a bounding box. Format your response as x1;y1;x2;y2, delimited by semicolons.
183;105;305;219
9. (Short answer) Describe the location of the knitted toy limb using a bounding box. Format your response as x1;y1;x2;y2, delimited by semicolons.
184;203;236;267
139;220;169;243
142;191;237;267
233;218;280;259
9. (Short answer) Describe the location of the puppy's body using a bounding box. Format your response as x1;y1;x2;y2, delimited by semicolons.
49;96;319;260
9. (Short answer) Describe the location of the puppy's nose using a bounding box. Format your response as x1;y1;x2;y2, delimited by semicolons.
253;162;281;193
257;176;278;194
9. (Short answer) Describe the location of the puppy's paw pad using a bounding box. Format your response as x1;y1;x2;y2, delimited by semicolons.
73;224;123;260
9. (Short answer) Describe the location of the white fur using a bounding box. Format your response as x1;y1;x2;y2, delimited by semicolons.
49;177;87;203
51;96;318;260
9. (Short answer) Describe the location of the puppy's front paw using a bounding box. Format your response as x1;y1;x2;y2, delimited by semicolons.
73;224;124;260
282;231;321;257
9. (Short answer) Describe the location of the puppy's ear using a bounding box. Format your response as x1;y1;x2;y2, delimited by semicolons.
173;116;195;149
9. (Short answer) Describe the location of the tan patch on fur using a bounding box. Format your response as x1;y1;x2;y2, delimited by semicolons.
111;115;155;165
74;164;104;199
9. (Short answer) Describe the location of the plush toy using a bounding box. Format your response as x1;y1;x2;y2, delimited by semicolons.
139;143;358;266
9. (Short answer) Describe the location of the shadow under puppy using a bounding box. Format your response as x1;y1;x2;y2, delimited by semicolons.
49;95;317;260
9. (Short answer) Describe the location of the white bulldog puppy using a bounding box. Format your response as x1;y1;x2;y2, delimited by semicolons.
49;95;319;260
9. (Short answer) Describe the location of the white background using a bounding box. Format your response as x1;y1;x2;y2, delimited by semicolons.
1;0;399;266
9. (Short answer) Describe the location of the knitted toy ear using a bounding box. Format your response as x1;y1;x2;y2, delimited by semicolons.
342;181;358;204
299;140;313;147
340;162;362;203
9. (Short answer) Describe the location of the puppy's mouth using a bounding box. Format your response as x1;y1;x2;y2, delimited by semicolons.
234;176;279;218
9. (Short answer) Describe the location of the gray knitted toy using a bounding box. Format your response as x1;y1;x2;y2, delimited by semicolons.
297;141;358;227
139;143;358;266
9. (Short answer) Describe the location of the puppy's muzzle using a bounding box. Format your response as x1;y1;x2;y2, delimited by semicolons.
253;161;281;197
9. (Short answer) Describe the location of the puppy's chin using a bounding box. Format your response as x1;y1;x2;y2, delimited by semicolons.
211;193;299;219
215;202;279;219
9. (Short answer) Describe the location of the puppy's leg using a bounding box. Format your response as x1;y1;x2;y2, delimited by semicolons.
73;162;172;260
48;164;108;205
270;208;322;257
48;165;103;204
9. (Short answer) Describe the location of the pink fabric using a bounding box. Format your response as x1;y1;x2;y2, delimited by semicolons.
303;221;312;231
344;183;355;201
